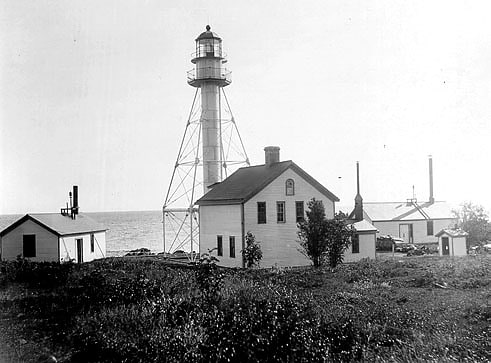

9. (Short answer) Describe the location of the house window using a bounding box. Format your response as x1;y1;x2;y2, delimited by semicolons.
217;236;223;256
90;234;95;253
229;236;236;258
285;179;295;196
277;201;286;223
352;234;359;254
296;201;304;223
23;235;36;258
257;202;267;224
427;220;434;236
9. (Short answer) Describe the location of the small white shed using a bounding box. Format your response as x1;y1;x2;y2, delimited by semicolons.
435;229;468;256
345;219;378;263
0;213;107;263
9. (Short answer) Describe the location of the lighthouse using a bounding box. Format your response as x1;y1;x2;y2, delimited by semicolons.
163;26;249;257
188;25;232;192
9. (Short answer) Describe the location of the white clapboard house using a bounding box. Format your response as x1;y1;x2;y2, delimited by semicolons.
197;147;376;268
0;186;107;263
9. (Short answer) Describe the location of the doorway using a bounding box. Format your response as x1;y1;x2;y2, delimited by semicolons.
76;238;83;263
441;237;450;256
399;224;413;244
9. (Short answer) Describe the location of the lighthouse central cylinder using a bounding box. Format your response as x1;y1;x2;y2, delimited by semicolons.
201;83;221;191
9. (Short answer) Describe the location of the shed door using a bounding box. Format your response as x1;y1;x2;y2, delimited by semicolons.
441;237;450;256
76;238;83;263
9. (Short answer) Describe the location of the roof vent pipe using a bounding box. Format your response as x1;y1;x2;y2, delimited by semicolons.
428;156;434;204
73;185;79;215
264;146;280;166
354;161;364;221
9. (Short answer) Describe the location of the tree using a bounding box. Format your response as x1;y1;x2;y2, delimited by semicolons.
242;231;263;268
453;202;490;248
297;198;354;268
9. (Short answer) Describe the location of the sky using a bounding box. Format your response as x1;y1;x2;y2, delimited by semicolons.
1;0;490;215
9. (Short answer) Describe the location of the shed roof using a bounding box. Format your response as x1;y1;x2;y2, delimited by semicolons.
0;213;107;237
363;201;455;221
435;228;468;238
196;160;339;206
350;219;378;232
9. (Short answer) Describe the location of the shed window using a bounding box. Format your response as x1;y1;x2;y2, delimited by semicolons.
23;234;36;258
285;179;295;195
90;234;95;253
352;235;360;254
427;220;434;236
257;202;266;224
229;236;236;258
277;201;286;223
217;236;223;256
295;201;304;223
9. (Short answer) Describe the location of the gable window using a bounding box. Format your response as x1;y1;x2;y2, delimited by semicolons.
217;236;223;256
427;220;434;236
90;234;95;253
277;201;286;223
296;201;304;223
257;202;266;224
285;179;295;195
229;236;236;258
352;234;359;254
23;234;36;258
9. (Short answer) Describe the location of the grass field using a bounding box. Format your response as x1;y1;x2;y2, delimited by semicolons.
0;255;489;362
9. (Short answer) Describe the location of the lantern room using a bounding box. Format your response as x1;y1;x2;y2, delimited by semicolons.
192;25;224;62
188;25;231;87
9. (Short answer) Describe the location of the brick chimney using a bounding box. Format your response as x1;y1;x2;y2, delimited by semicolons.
264;146;280;166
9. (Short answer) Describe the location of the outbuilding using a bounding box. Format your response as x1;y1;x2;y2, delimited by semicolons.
435;228;468;256
0;213;107;263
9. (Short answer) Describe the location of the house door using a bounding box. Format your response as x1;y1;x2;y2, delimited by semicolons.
441;237;450;256
76;238;83;263
399;224;413;244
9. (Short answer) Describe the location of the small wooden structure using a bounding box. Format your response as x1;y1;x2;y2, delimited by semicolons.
0;186;107;263
435;228;468;256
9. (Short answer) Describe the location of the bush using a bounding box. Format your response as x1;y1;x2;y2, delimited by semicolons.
0;257;75;288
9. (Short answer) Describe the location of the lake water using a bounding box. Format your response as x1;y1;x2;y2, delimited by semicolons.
0;211;166;257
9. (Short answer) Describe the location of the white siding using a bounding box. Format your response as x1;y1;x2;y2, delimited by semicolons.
438;235;467;256
244;168;336;267
452;236;467;256
344;232;376;263
60;231;106;263
373;218;455;244
1;220;59;262
199;204;242;268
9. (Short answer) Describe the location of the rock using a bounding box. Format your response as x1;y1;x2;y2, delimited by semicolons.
38;353;57;362
19;338;27;345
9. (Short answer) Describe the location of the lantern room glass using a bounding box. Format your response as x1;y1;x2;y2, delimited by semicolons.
196;38;222;58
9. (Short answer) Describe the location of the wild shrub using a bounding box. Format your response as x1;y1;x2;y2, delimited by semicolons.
0;257;75;288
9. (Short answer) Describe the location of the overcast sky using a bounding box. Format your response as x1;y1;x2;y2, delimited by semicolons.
1;0;490;214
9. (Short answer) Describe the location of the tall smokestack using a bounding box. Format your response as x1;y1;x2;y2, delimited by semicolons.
264;146;280;166
428;156;434;204
73;185;79;215
354;161;363;221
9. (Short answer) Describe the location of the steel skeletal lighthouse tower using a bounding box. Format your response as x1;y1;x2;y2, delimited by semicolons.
163;26;249;258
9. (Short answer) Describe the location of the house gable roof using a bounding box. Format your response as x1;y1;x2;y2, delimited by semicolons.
0;213;107;237
362;201;455;222
196;160;339;206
